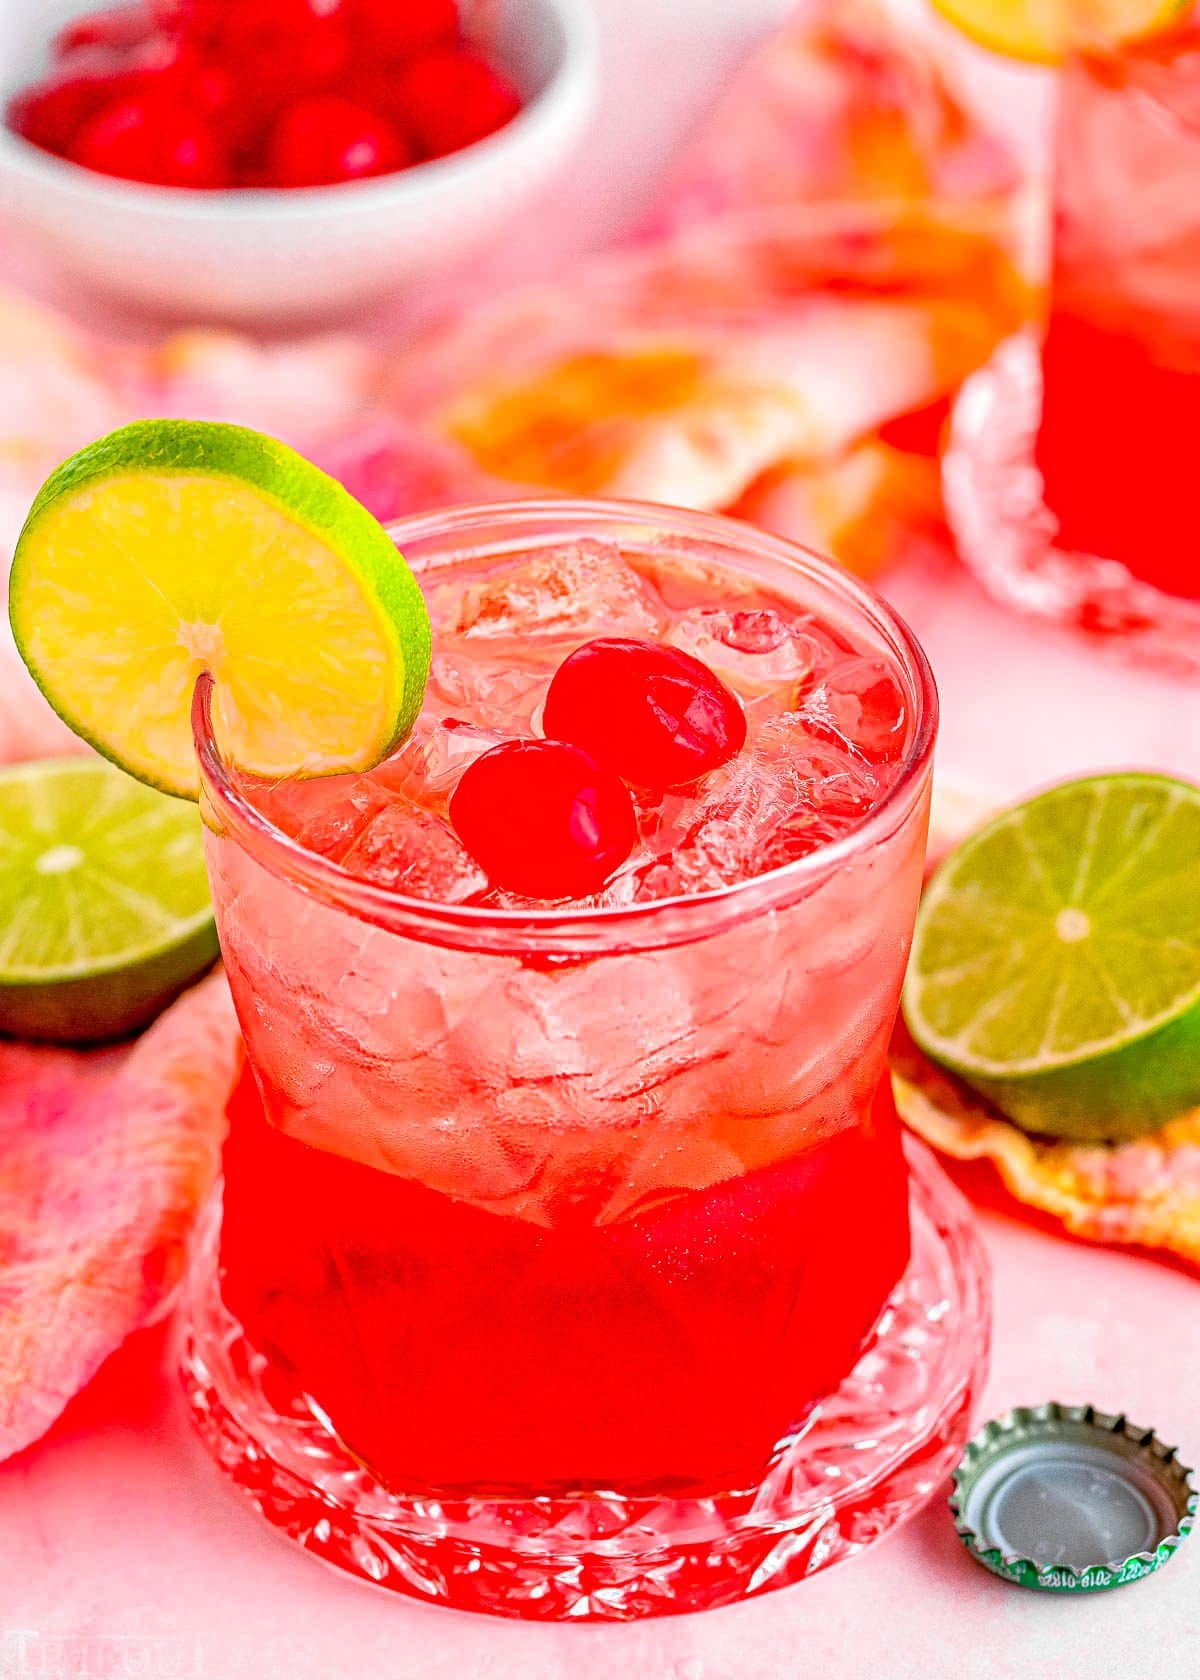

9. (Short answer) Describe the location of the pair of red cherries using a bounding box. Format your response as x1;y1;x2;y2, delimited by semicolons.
7;0;521;191
449;639;747;901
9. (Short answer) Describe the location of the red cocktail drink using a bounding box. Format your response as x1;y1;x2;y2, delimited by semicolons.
220;1070;908;1494
1035;27;1200;597
188;501;945;1612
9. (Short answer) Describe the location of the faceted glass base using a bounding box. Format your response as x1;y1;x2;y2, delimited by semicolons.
944;332;1200;678
178;1138;989;1621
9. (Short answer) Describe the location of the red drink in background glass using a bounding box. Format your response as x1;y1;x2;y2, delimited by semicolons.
1035;25;1200;598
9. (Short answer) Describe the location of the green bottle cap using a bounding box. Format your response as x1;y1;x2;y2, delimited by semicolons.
951;1402;1196;1593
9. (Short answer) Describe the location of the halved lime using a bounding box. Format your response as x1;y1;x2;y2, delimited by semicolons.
931;0;1189;65
9;420;431;799
0;757;218;1043
903;773;1200;1142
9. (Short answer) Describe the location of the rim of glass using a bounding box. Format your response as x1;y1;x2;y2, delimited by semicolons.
193;498;938;951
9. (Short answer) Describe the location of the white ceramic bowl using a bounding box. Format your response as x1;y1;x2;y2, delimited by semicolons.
0;0;596;323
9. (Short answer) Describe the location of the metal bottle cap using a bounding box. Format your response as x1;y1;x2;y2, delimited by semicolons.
951;1402;1196;1592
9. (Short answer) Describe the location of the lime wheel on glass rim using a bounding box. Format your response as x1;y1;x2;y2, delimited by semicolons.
9;419;432;799
903;772;1200;1142
6;419;433;1038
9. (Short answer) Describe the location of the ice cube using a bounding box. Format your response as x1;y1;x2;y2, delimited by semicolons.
664;605;817;695
579;859;647;910
456;539;665;640
374;718;508;814
243;770;391;863
341;800;488;903
426;651;551;731
721;609;791;653
635;709;881;897
799;656;908;764
635;759;800;897
505;950;700;1105
294;780;393;862
755;709;881;815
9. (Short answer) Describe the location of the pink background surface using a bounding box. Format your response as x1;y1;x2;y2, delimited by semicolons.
2;3;1200;1674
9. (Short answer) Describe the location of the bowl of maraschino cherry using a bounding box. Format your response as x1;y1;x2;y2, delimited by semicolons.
0;0;595;321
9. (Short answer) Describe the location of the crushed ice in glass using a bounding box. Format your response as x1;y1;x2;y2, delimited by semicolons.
255;540;910;906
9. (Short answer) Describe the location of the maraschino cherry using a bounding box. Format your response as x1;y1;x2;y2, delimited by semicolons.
544;638;747;790
6;0;523;187
450;740;637;899
268;95;407;187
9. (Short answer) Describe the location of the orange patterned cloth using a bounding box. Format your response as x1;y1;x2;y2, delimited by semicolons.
392;206;1026;529
385;0;1030;572
0;295;501;563
893;1033;1200;1269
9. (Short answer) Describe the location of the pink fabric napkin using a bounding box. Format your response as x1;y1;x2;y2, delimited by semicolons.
0;0;1025;1459
0;977;240;1459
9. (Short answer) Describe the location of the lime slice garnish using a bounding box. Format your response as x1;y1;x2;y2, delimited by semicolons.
0;757;219;1043
9;421;431;798
931;0;1189;64
903;773;1200;1141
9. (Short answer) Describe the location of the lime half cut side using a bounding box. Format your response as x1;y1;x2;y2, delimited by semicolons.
9;421;431;799
903;773;1200;1141
0;757;218;1043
